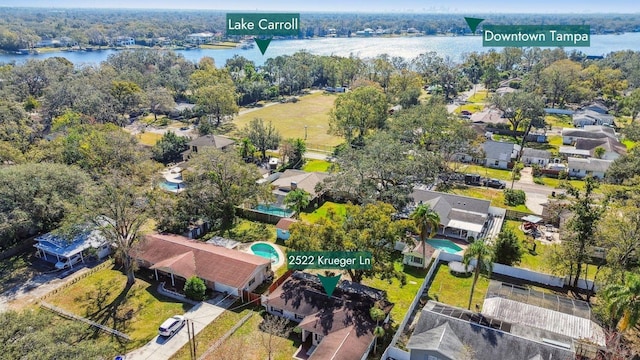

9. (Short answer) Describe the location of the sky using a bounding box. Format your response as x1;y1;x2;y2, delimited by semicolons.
2;0;640;13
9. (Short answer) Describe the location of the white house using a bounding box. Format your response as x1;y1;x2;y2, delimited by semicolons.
114;36;135;46
521;148;552;167
34;228;111;268
186;32;214;44
562;126;617;145
572;109;615;127
567;157;613;179
483;140;520;169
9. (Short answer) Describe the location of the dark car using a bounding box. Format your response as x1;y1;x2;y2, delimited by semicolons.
464;174;482;186
484;178;506;189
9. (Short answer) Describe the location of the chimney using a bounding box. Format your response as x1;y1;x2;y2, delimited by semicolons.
291;181;297;190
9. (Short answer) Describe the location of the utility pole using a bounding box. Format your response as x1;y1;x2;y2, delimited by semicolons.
186;319;195;360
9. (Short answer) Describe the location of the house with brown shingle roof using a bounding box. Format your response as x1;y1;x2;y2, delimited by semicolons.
262;271;393;360
275;218;297;240
131;233;271;295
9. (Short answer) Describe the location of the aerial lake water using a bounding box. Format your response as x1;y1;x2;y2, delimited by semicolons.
2;32;640;66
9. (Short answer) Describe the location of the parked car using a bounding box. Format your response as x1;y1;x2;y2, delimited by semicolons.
464;173;482;186
55;254;82;270
484;178;506;189
158;315;185;337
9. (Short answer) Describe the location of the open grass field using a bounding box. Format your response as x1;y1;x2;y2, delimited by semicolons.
171;303;256;360
299;201;347;223
233;92;343;147
427;262;490;311
301;159;332;172
46;265;190;349
201;311;299;360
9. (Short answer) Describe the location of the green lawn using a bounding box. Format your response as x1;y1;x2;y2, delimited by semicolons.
201;311;299;360
623;139;637;150
427;263;490;311
537;177;586;190
46;265;190;349
171;303;256;360
300;201;347;223
454;103;484;114
136;132;163;146
228;219;277;243
302;159;332;172
233;92;343;147
467;90;488;103
362;260;429;324
455;163;513;181
452;186;530;212
545;114;573;128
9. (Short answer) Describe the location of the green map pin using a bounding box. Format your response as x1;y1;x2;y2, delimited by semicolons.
318;274;341;297
255;37;272;55
464;17;485;33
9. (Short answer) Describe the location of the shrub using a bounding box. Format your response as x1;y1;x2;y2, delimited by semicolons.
184;276;206;301
558;170;568;180
531;164;542;177
492;228;524;266
504;189;526;206
533;177;545;185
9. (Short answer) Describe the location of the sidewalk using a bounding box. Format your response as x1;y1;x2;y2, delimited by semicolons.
126;296;235;360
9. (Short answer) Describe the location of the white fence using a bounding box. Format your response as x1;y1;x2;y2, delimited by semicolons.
381;251;443;360
438;252;597;291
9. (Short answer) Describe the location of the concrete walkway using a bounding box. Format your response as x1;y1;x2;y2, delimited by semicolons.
516;167;547;215
126;296;235;360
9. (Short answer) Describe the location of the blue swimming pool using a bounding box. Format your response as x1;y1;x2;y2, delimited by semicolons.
159;179;185;192
253;204;294;217
251;243;280;263
426;239;464;254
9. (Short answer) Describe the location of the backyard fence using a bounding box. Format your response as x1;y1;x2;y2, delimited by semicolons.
241;290;262;305
505;209;536;220
40;259;114;301
40;301;131;341
305;143;334;153
382;251;443;360
238;208;285;224
268;269;294;294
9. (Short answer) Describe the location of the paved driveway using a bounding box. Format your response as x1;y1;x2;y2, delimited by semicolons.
126;297;234;360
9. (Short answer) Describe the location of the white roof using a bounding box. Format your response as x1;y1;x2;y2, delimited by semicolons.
446;220;484;233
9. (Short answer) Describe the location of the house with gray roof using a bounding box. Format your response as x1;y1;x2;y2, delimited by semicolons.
410;189;492;240
483;140;520;169
567;157;613;179
561;126;617;145
406;299;599;360
521;148;552;167
572;109;615;127
181;134;235;160
574;137;626;160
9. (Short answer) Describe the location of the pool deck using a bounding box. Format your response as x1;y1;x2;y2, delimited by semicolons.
246;241;285;270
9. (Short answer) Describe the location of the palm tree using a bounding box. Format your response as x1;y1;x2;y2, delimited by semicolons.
370;306;386;354
410;204;440;268
602;273;640;332
283;189;310;219
463;239;493;310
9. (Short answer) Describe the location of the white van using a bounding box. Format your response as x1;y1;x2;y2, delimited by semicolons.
158;315;185;337
55;254;82;269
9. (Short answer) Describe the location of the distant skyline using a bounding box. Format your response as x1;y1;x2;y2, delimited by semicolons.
1;0;640;13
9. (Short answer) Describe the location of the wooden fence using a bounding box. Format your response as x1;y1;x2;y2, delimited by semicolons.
268;269;294;294
40;301;131;341
241;290;262;305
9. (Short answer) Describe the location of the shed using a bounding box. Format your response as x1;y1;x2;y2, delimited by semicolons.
276;218;298;240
